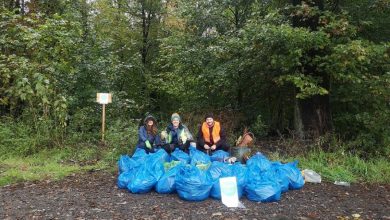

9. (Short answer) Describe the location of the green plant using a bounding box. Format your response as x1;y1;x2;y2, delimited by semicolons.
250;115;268;138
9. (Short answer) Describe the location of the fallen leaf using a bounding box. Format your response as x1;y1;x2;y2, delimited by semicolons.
352;213;361;218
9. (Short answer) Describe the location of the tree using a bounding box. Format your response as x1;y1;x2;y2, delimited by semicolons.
277;0;332;138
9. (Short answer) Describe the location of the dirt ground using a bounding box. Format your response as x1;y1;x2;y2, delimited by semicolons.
1;171;389;220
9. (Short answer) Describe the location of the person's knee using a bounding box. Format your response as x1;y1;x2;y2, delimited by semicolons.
220;144;230;152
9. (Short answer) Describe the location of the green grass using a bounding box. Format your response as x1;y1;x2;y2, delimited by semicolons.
1;144;389;187
269;149;390;183
0;148;111;187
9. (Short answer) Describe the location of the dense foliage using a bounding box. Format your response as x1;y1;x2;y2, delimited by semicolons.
0;0;389;157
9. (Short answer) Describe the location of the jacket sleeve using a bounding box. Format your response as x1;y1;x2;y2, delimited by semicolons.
183;125;193;141
153;134;162;146
197;125;205;147
165;127;171;144
215;126;227;148
138;126;148;143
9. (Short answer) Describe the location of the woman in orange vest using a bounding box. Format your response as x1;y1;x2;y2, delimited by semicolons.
196;113;229;153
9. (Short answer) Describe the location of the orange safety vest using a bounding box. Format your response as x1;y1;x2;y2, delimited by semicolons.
201;121;221;144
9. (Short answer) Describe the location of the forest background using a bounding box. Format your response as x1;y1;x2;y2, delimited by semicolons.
0;0;389;185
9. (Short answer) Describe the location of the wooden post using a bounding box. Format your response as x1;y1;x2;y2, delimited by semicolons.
102;104;106;141
97;93;112;143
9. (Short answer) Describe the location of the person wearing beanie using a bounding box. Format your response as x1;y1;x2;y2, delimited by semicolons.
162;113;193;154
196;113;229;153
136;114;161;153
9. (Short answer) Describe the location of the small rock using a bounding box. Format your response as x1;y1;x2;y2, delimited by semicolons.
212;212;222;217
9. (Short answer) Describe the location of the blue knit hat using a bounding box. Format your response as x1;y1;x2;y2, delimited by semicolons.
171;113;181;122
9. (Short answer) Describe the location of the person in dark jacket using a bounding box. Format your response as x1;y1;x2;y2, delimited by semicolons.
136;114;161;153
161;113;193;154
196;113;229;153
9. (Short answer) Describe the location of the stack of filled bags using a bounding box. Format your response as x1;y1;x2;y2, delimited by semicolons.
117;147;304;202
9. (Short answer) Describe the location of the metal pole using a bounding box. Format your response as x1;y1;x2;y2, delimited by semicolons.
102;104;106;141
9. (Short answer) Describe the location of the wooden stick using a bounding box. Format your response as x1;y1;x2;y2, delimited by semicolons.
102;104;106;141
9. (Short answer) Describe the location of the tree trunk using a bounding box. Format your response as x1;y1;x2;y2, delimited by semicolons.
292;0;333;138
20;0;25;15
141;3;149;66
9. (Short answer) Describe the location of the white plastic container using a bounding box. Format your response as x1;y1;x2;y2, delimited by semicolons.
302;169;322;183
334;181;350;186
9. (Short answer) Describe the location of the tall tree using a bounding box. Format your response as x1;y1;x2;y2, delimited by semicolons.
290;0;333;138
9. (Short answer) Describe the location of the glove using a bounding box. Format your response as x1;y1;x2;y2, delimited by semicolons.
145;140;152;149
178;139;183;146
161;131;168;141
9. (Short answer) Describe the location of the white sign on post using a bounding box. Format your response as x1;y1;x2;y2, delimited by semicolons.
219;177;244;208
96;93;112;104
96;93;112;142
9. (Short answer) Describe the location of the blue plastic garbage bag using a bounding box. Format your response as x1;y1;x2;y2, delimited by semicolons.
271;162;290;193
246;152;271;172
171;148;190;164
208;161;233;199
128;149;169;193
210;150;230;162
117;171;136;189
245;165;282;202
281;160;305;190
149;148;171;165
176;164;213;201
207;161;231;180
231;163;247;198
245;177;282;202
156;162;183;194
131;148;148;164
190;148;211;166
118;155;137;174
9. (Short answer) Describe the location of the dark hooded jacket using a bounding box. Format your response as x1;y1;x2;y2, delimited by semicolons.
136;115;161;152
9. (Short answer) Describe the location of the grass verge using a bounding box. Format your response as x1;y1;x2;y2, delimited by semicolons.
1;145;389;187
0;147;112;187
269;149;390;183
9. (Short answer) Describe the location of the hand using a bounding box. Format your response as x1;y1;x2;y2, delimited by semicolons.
145;140;152;149
160;131;168;140
204;144;210;150
211;145;216;150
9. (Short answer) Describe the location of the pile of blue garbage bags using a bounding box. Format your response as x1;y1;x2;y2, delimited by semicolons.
117;147;304;202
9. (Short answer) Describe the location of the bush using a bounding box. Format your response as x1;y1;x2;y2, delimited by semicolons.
251;115;268;138
0;118;56;158
102;119;139;163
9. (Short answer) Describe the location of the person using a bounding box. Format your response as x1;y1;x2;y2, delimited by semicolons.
161;113;193;154
136;114;161;153
196;113;229;153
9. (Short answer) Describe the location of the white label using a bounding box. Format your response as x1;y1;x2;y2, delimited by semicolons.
97;93;112;104
219;177;239;207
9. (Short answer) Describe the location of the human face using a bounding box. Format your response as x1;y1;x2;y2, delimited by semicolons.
172;119;180;128
147;120;154;126
206;117;214;127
